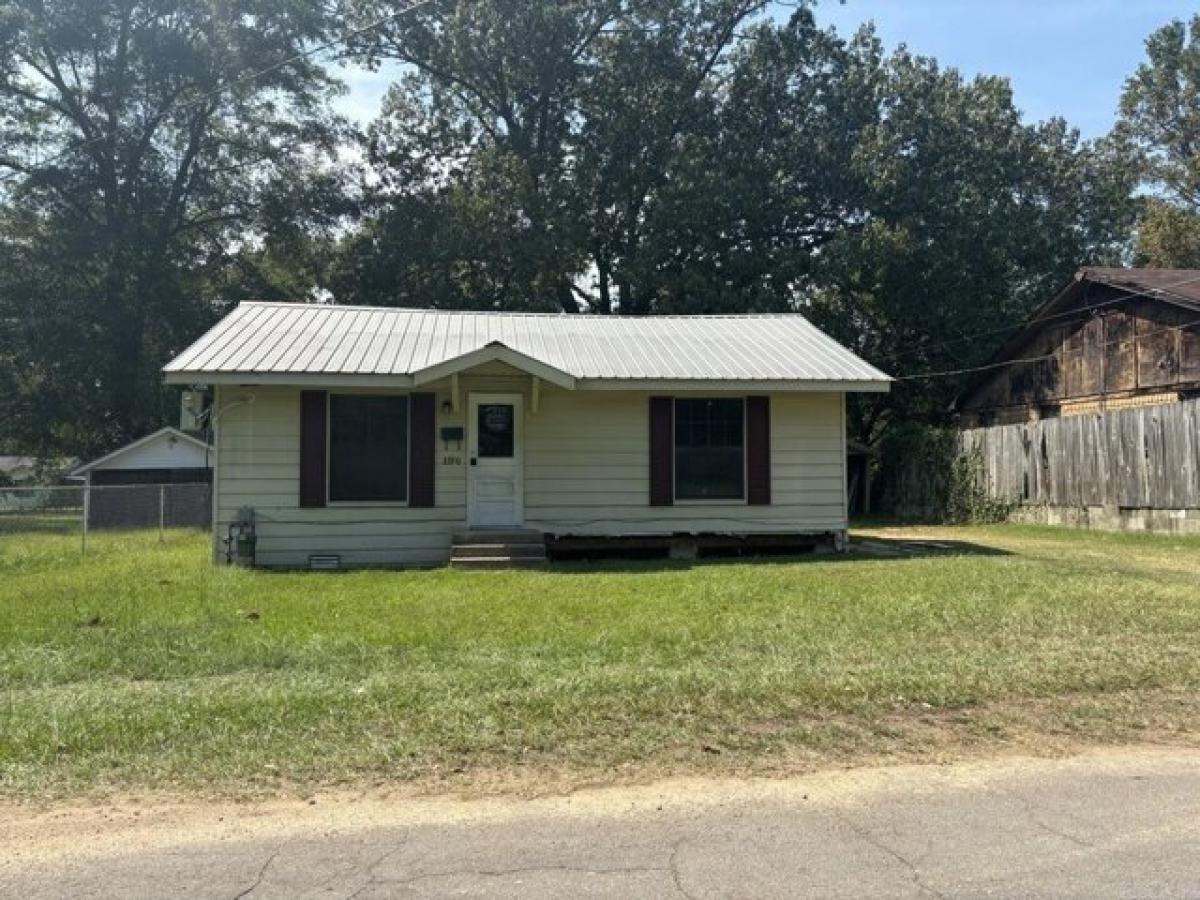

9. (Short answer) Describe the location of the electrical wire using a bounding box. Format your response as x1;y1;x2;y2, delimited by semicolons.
887;270;1200;366
896;312;1200;382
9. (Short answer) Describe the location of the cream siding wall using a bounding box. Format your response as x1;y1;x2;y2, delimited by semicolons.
525;388;846;535
212;371;848;568
213;384;464;568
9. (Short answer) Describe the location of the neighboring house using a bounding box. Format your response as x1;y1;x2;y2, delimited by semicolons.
163;303;890;568
954;267;1200;533
70;427;213;529
0;456;45;485
0;455;78;485
956;267;1200;425
71;427;212;486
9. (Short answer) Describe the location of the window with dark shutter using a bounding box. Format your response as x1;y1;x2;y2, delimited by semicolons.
299;390;328;508
746;396;770;505
328;395;408;503
409;393;436;507
649;396;674;506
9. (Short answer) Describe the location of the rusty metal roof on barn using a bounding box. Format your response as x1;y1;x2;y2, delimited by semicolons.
164;302;891;390
952;267;1200;411
1078;268;1200;308
979;267;1200;370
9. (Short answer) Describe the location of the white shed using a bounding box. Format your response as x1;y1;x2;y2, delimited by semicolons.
71;427;211;485
71;428;212;530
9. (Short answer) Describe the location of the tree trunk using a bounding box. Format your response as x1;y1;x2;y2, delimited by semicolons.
596;255;612;314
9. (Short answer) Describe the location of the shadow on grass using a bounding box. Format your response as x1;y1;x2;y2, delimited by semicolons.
545;537;1010;574
847;536;1011;559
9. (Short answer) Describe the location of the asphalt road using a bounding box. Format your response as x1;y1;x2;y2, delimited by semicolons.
5;748;1200;899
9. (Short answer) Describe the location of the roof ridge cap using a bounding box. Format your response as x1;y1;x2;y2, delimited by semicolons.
237;301;811;320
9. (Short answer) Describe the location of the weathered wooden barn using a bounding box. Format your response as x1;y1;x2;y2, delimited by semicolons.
955;268;1200;533
958;268;1200;424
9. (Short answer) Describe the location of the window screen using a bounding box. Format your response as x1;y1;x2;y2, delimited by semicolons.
674;398;745;500
328;395;408;502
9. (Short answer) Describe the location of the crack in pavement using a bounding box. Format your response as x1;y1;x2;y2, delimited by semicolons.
232;839;289;900
996;786;1096;850
339;829;674;897
669;838;700;900
827;809;948;900
978;781;1098;851
342;835;414;900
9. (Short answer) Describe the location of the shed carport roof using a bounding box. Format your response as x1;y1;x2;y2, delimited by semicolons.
70;427;211;476
164;302;891;391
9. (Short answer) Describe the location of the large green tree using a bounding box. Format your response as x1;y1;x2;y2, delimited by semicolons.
333;5;1138;443
0;0;344;456
573;10;875;314
0;0;1149;458
1119;14;1200;267
811;47;1139;440
331;0;792;311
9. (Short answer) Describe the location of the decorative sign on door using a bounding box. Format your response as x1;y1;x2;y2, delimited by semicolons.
478;404;515;457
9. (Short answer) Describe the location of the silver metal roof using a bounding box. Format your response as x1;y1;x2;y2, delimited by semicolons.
164;302;890;391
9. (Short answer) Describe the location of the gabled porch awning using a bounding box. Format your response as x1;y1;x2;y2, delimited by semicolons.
411;341;576;390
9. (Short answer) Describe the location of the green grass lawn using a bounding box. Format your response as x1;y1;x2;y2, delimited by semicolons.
3;524;1200;797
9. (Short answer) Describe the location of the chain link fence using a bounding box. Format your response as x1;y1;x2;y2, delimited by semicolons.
0;483;211;549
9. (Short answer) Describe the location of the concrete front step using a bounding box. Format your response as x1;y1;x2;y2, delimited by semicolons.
452;528;546;544
450;556;548;570
452;543;547;560
450;528;547;569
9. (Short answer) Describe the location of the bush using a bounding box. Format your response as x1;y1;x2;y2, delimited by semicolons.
945;444;1014;524
878;423;1013;524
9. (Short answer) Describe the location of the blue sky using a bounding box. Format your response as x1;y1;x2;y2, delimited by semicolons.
334;1;1196;139
814;0;1195;138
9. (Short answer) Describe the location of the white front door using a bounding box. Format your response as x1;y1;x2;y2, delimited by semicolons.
467;393;524;529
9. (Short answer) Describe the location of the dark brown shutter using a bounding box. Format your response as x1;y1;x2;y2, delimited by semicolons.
409;392;436;507
746;395;771;505
649;396;674;506
299;390;327;508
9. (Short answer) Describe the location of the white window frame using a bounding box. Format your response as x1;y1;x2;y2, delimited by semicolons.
325;391;412;507
672;396;748;505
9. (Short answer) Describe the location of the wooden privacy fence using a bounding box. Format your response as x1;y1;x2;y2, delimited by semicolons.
961;398;1200;510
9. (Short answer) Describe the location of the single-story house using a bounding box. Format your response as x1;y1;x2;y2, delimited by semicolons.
70;427;213;529
0;455;79;485
163;303;890;568
0;456;51;485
